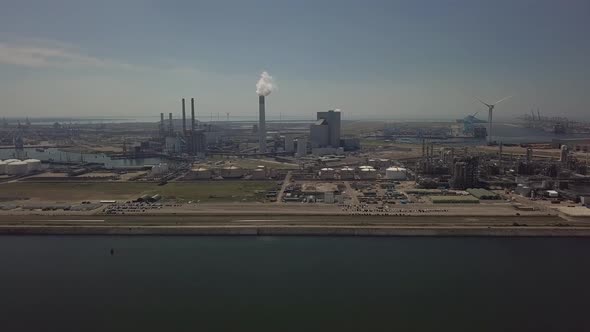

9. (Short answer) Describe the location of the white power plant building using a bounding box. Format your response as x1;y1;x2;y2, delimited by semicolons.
284;134;296;153
6;161;29;175
24;159;42;172
296;138;308;157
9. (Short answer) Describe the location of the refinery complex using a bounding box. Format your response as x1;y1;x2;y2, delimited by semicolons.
1;73;590;232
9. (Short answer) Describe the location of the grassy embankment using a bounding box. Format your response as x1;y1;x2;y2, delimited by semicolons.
0;181;277;203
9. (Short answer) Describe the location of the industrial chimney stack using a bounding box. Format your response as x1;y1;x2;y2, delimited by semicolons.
168;113;173;135
191;98;195;132
259;95;266;153
182;98;186;136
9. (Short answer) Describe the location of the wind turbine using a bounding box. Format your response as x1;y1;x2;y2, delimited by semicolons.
476;96;512;144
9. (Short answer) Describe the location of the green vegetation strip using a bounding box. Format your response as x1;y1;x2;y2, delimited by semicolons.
430;195;480;204
0;181;277;203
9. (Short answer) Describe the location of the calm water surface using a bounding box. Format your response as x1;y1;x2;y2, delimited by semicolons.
0;236;589;332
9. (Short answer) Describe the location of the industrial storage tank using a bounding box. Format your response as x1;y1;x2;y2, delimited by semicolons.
5;161;29;175
319;168;335;180
251;168;266;180
4;159;20;164
378;158;391;168
0;160;6;175
385;167;407;180
220;165;245;179
24;159;42;172
359;167;377;180
339;167;355;180
190;167;212;180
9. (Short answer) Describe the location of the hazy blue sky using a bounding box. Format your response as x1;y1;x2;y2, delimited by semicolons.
0;0;588;120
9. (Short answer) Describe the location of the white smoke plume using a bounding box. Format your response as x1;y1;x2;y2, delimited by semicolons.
256;71;276;96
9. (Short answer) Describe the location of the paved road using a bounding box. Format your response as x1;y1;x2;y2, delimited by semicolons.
344;181;360;205
275;171;292;204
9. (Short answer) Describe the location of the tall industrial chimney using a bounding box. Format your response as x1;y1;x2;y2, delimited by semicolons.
168;113;173;135
191;98;195;132
191;97;196;155
182;98;186;136
160;113;165;136
259;95;266;153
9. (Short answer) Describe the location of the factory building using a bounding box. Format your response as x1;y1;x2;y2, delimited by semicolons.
6;161;29;175
284;134;296;153
310;110;341;149
296;138;308;157
0;159;40;176
450;157;479;189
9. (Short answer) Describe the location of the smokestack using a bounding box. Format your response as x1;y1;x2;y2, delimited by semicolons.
259;95;266;153
168;113;173;135
160;113;164;136
191;98;195;132
182;98;186;136
191;97;196;155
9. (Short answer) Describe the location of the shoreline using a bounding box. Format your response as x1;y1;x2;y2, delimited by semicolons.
2;224;590;237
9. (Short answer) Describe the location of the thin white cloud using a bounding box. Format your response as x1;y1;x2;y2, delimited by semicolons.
0;39;138;70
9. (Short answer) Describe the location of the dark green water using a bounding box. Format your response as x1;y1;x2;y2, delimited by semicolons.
1;236;589;332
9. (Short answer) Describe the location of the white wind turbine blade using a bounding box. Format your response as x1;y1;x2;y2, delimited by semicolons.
494;96;512;105
475;97;492;108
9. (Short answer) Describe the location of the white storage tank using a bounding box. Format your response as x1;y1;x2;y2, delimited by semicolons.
385;167;407;180
0;160;6;175
6;161;29;175
190;167;212;179
359;167;377;180
339;167;355;180
24;159;42;172
319;168;335;180
220;165;245;179
4;159;20;164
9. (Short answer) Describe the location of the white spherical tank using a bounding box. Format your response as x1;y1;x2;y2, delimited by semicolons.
24;159;42;172
6;161;29;175
0;161;6;175
385;167;407;180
